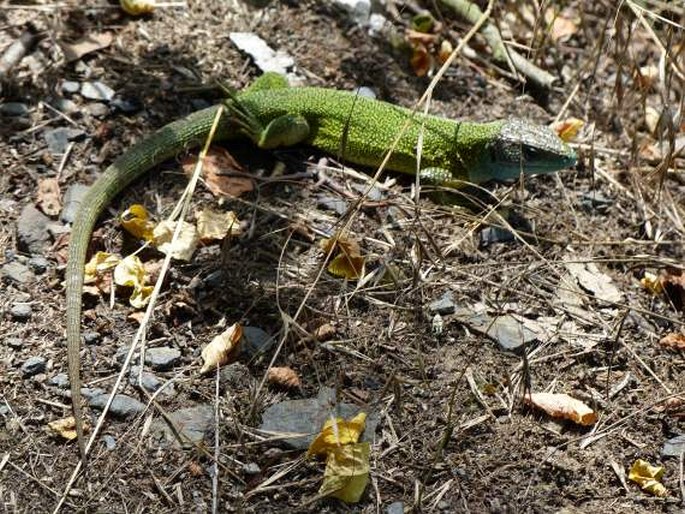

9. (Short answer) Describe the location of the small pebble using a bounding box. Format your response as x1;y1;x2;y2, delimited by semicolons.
48;373;70;388
21;356;47;377
61;80;81;94
80;81;115;102
11;303;32;321
28;256;49;274
0;102;29;116
85;102;109;118
5;337;24;349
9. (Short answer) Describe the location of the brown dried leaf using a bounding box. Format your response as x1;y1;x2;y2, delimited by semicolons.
659;267;685;311
200;323;243;374
409;42;432;77
525;392;597;426
314;322;337;342
58;32;113;63
37;178;61;216
659;333;685;351
267;366;301;389
182;147;253;198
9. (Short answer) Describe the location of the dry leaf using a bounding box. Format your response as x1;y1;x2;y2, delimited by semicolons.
547;13;579;42
321;235;364;280
552;118;584;143
58;32;113;62
153;220;199;261
437;39;453;65
182;147;253;198
196;208;242;242
267;367;301;389
120;204;155;242
48;416;87;441
318;443;370;503
120;0;155;15
313;322;337;342
659;267;685;311
200;323;243;374
628;459;667;497
525;392;597;426
640;271;664;295
659;333;685;351
84;251;121;285
635;65;660;91
409;42;432;77
308;412;366;458
113;255;153;309
37;178;61;216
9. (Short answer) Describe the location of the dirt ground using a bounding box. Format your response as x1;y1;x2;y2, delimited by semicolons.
1;1;684;512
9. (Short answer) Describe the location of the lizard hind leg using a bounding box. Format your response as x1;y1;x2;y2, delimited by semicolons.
257;114;310;149
245;72;290;92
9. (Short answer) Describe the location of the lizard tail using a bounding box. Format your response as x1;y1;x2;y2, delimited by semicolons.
65;105;234;461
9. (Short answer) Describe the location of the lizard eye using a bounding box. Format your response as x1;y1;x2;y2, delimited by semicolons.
522;145;540;160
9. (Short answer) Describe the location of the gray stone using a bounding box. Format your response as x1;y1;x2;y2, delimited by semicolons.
0;102;29;116
662;435;685;457
44;127;85;154
61;80;81;94
454;307;539;352
103;434;117;451
429;291;455;315
49;373;70;388
21;356;47;377
243;462;260;475
85;102;109;118
60;184;90;223
50;97;79;114
219;362;252;388
129;365;175;396
5;337;24;349
149;405;213;448
260;387;378;450
11;303;32;321
17;204;51;254
80;81;115;101
387;501;404;514
28;256;49;274
144;347;181;371
1;261;35;284
88;393;145;418
110;97;141;113
83;331;100;344
242;326;275;358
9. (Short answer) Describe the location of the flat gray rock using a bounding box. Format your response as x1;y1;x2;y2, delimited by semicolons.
149;405;213;449
260;386;378;450
17;204;50;254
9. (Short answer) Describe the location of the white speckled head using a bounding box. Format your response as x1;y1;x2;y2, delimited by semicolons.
475;119;577;182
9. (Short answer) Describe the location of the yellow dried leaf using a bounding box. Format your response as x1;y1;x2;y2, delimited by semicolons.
318;443;370;503
548;14;579;42
196;209;242;242
640;271;663;295
120;0;155;15
84;251;121;284
200;323;243;374
437;39;453;65
120;204;155;242
525;392;597;426
113;255;153;308
321;235;364;280
48;416;87;441
37;178;61;216
267;367;301;389
308;412;367;458
553;118;583;143
153;220;199;261
628;459;667;497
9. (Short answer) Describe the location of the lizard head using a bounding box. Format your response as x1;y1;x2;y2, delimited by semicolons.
471;119;576;182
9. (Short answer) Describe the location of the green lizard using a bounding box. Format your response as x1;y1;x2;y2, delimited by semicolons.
66;73;576;461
